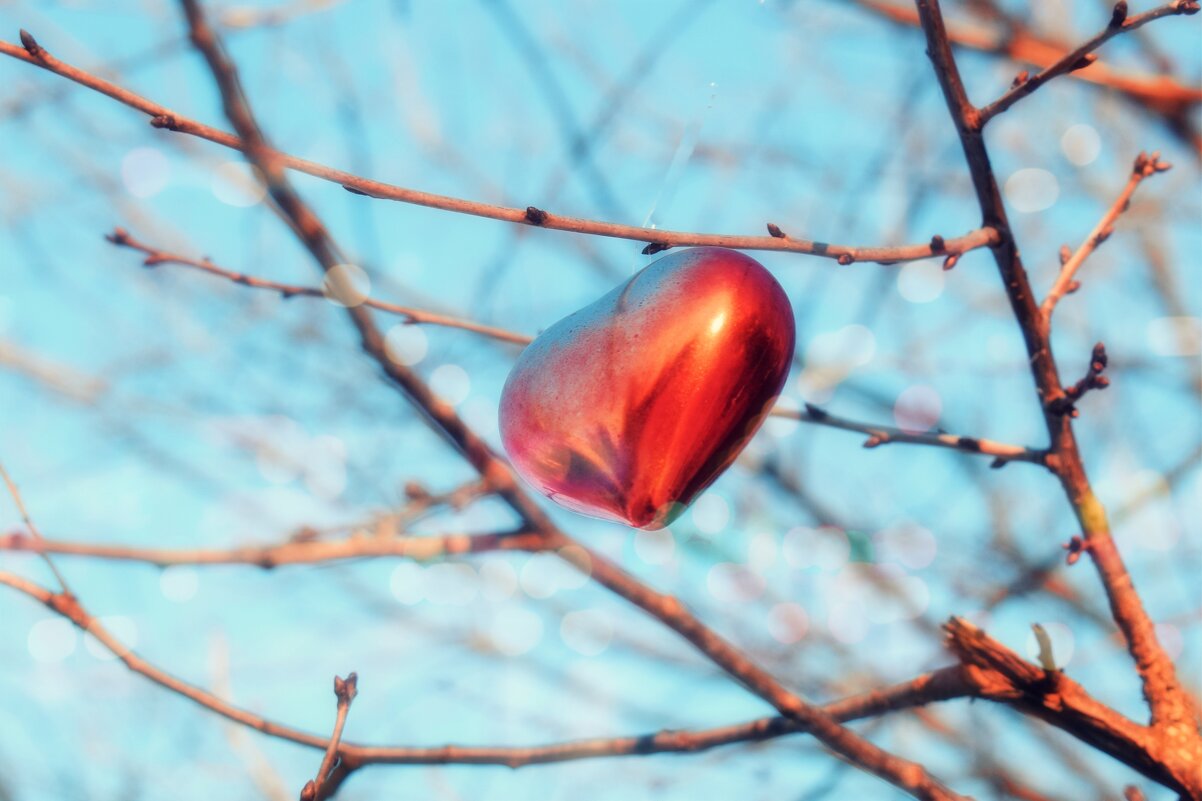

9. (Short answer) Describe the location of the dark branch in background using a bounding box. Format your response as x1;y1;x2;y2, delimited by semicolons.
913;2;1202;797
0;35;999;266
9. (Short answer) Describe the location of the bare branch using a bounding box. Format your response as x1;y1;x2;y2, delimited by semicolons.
0;35;999;266
0;462;71;593
303;673;358;801
0;529;543;567
1041;152;1172;319
105;227;533;345
978;1;1201;125
914;1;1202;793
780;403;1046;466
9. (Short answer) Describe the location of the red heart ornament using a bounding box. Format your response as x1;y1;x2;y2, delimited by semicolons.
499;247;795;530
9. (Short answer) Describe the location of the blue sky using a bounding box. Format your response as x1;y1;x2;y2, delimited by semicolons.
0;1;1199;799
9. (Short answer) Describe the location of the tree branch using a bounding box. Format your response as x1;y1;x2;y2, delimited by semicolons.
783;402;1046;466
0;567;975;772
1041;152;1171;320
105;227;533;345
977;1;1201;126
0;34;998;266
302;673;357;801
914;2;1202;795
0;529;543;568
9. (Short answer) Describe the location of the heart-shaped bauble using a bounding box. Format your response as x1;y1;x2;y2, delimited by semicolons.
499;247;795;530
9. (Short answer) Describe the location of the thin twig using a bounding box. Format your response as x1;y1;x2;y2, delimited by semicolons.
302;673;358;801
105;227;533;345
0;35;998;266
782;403;1046;466
0;566;974;768
0;462;72;593
1041;151;1171;319
977;0;1201;125
854;0;1202;155
0;529;543;567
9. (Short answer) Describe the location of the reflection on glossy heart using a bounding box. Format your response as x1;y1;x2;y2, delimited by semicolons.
499;247;795;530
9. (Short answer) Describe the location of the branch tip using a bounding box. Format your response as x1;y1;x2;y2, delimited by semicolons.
1110;1;1129;27
18;29;43;57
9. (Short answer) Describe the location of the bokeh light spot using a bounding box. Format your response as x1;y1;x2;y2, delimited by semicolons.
121;147;169;198
767;602;809;644
560;609;612;656
690;493;729;535
390;562;425;605
491;606;543;656
159;566;199;603
634;528;675;565
211;161;266;206
873;524;937;569
706;562;765;603
1061;124;1101;166
897;260;945;303
782;526;850;572
430;364;470;407
479;560;518;601
1147;316;1201;357
322;264;371;308
28;618;76;663
1005;168;1059;213
893;385;942;434
384;324;428;366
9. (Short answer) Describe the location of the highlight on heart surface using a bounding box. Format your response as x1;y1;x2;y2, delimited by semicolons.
499;247;795;530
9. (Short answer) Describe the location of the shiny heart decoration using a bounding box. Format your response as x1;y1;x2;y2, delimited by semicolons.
499;247;795;530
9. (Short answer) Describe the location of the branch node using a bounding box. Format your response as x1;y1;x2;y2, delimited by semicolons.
803;402;828;421
300;780;317;801
334;672;359;703
19;29;44;58
1010;70;1029;88
1069;53;1099;72
1109;1;1129;28
766;222;786;239
942;253;959;271
929;234;946;252
149;114;179;130
343;185;369;196
524;206;548;226
642;242;671;255
836;253;854;266
1062;535;1090;565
